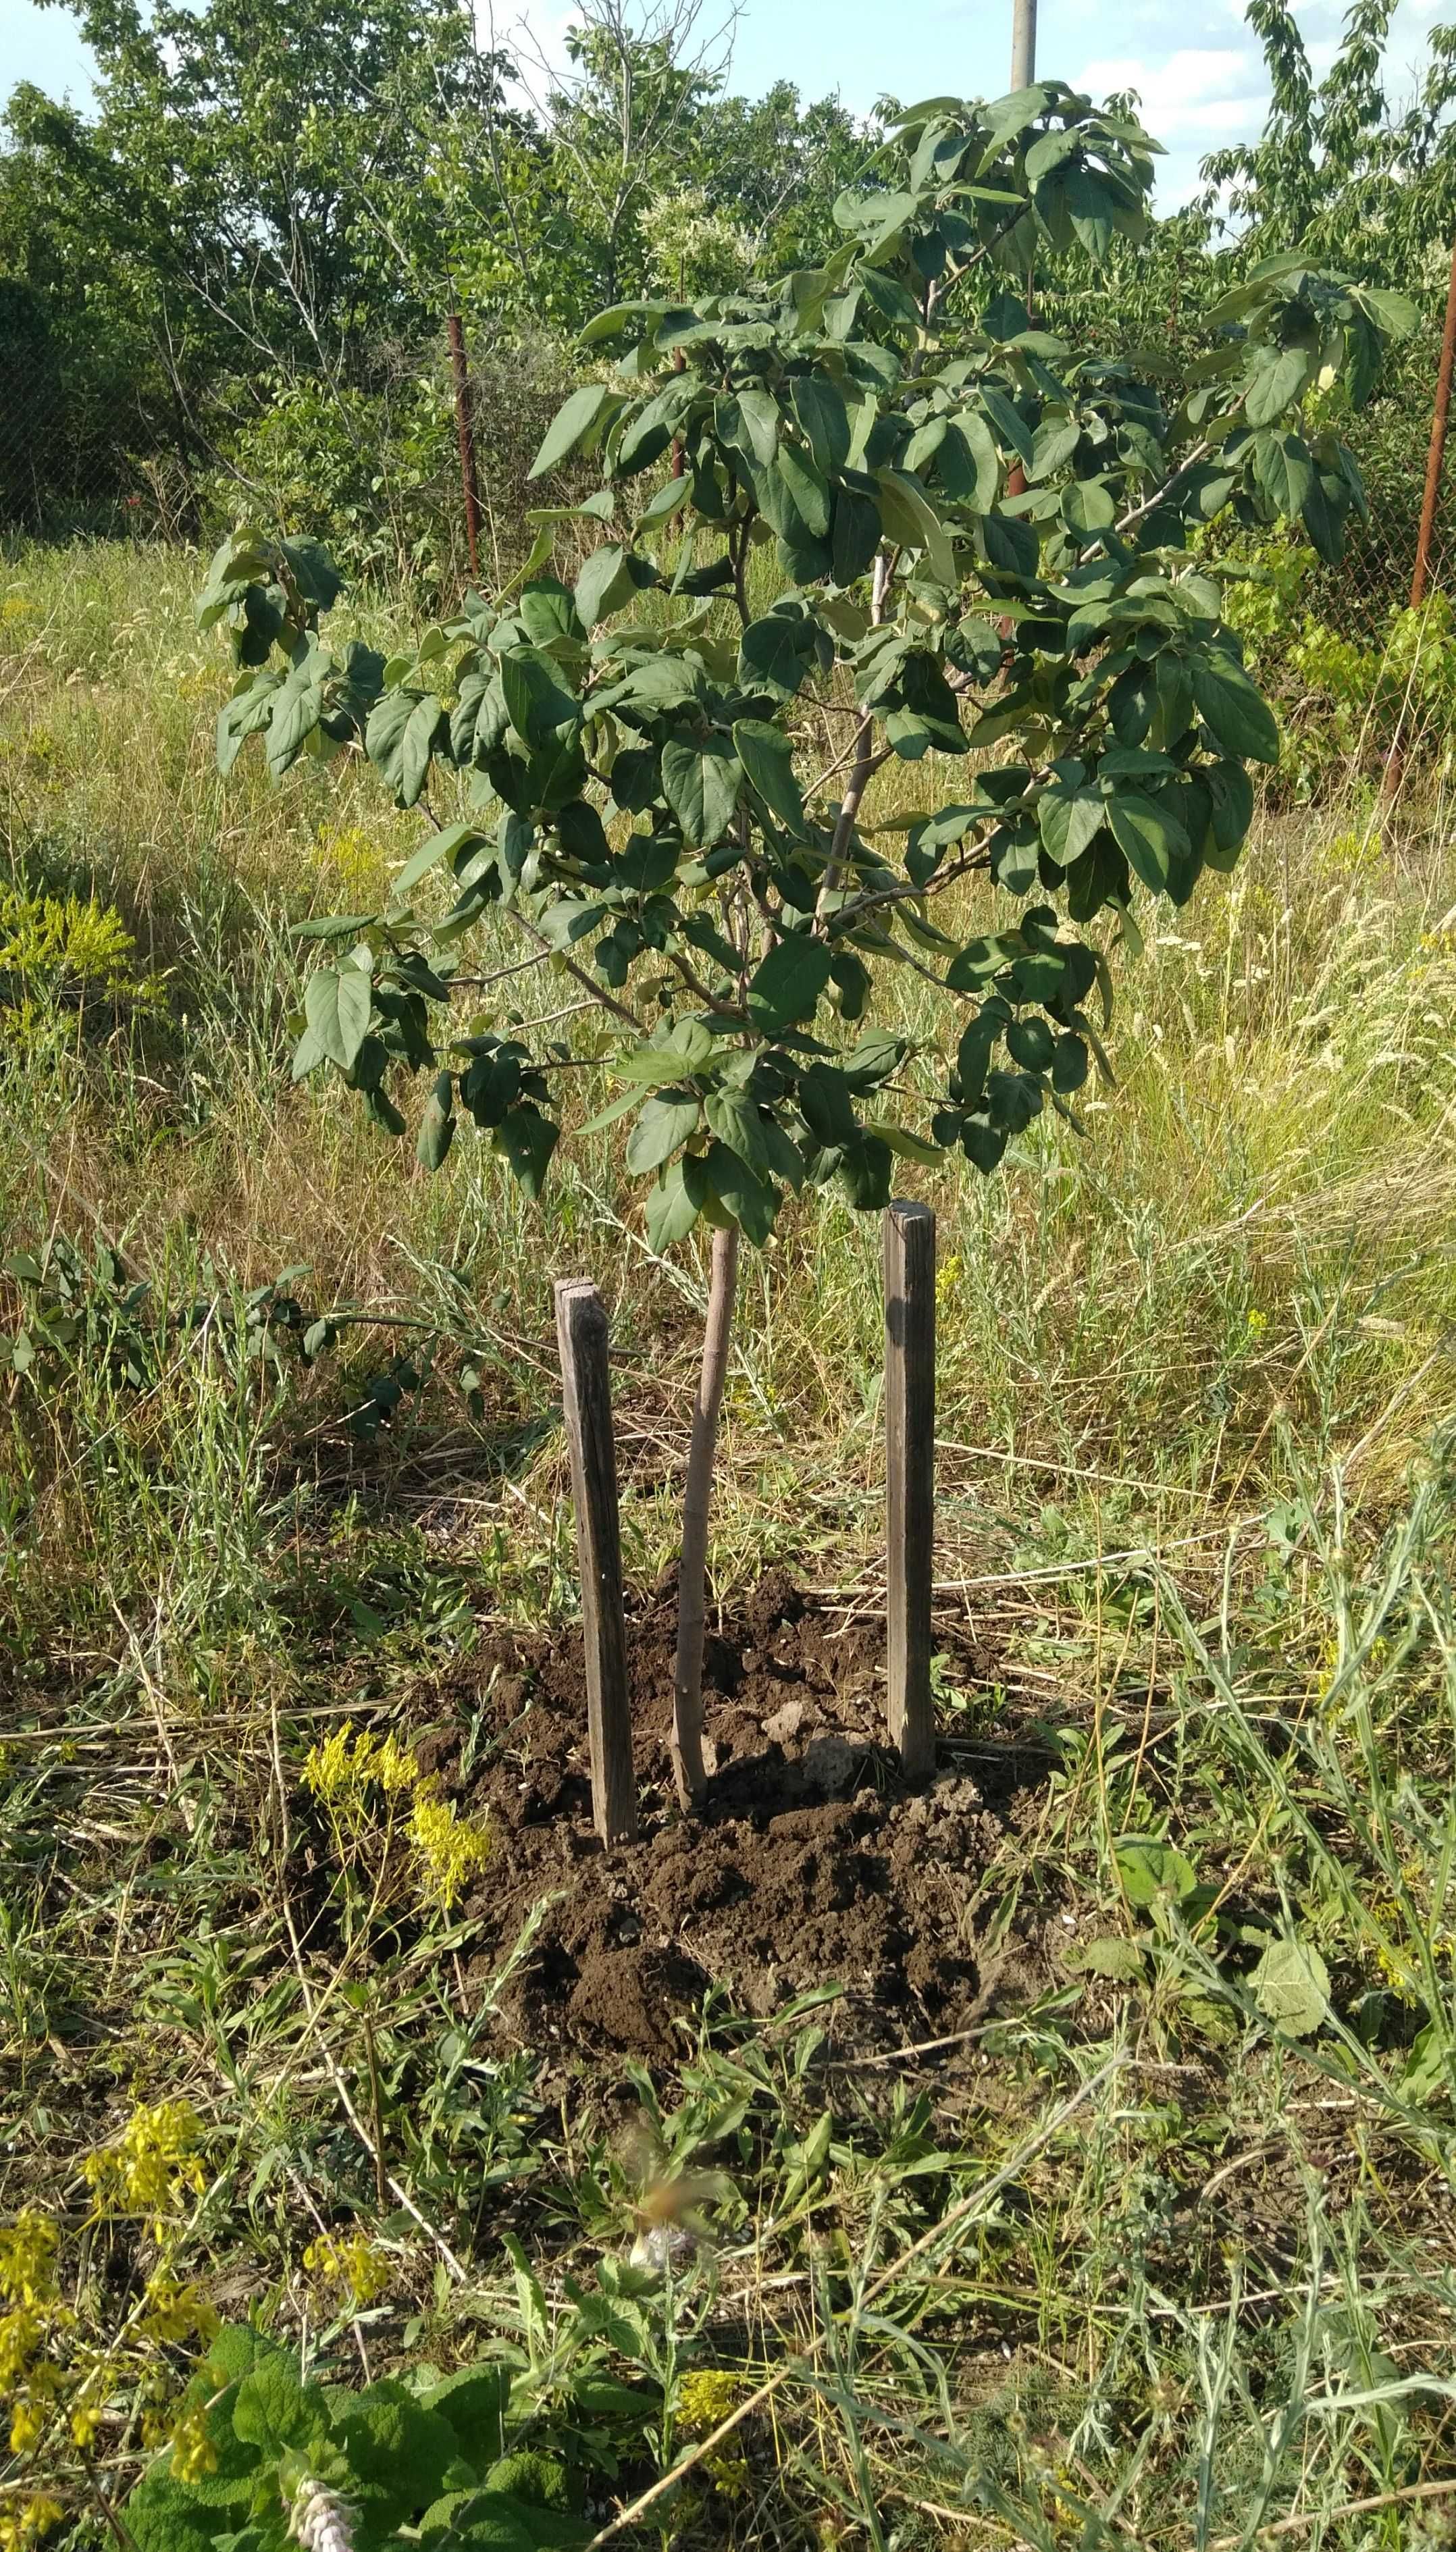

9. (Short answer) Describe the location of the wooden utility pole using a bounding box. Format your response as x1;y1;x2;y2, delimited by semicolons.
1011;0;1037;90
554;1279;637;1845
1411;238;1456;609
883;1201;937;1781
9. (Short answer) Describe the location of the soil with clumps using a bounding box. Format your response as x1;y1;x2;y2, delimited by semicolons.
413;1572;1040;2063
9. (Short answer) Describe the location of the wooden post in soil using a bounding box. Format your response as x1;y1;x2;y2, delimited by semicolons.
554;1278;636;1844
883;1201;936;1781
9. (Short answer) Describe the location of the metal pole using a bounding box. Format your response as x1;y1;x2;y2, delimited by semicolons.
1411;236;1456;610
883;1200;937;1781
1011;0;1037;90
446;309;483;585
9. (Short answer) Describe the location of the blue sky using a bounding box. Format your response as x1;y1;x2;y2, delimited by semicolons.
3;0;1450;209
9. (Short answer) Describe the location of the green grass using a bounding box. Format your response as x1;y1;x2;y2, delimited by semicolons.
3;538;1456;2547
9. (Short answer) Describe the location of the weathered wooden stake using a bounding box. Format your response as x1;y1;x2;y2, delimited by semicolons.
883;1200;936;1780
554;1278;636;1844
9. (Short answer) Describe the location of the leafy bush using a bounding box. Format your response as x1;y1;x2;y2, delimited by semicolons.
122;2324;590;2552
208;334;585;596
1218;531;1456;794
0;880;163;1055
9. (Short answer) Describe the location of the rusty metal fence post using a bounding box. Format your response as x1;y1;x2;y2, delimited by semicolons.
446;309;483;583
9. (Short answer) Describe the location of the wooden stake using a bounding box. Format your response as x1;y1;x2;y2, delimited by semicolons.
883;1201;936;1781
554;1278;636;1844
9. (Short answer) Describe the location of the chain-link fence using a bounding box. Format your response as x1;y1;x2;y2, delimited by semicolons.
1297;313;1456;640
0;281;156;536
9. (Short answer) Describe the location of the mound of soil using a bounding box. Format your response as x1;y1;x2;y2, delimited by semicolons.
415;1573;1028;2062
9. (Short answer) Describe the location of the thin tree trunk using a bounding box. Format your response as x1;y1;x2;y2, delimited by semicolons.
671;1222;739;1811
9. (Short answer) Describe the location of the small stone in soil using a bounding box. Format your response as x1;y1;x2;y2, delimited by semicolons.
800;1734;858;1795
764;1697;810;1744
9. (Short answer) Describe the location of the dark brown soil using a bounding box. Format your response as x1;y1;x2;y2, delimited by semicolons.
411;1571;1045;2063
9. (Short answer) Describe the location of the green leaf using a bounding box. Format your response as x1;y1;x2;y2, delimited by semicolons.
791;375;851;472
396;820;486;895
417;1072;456;1172
1193;656;1280;764
233;2356;330;2457
500;650;581;751
419;2484;592;2551
1252;429;1313;520
732;719;806;834
739;614;815;701
704;1139;777;1244
1039;785;1103;866
120;2475;216;2552
746;935;833;1032
367;689;444;806
493;1105;558;1197
1244;342;1313;427
304;965;372;1071
798;1060;858;1147
777;440;832;537
876;469;958;589
644;1155;706;1251
736;386;781;466
1252;1937;1330;2038
938;415;999;509
831;486;882;585
530;383;613;479
1106;789;1189;894
705;1087;769;1172
979;386;1034;465
1061;478;1116;536
625;1091;700;1174
661;733;741;848
575;544;636;628
336;2379;463;2520
1066;1935;1146;1980
835;1131;893;1209
1116;1837;1198;1907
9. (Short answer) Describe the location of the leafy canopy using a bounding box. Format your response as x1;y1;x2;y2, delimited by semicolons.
201;79;1412;1251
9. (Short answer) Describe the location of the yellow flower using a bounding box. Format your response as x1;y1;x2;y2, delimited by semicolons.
0;2497;64;2551
677;2368;748;2432
169;2404;220;2484
304;1723;417;1811
935;1251;964;1311
303;2230;390;2305
0;2308;45;2389
83;2098;208;2235
704;2450;751;2501
0;2215;59;2308
139;2276;219;2346
70;2400;102;2449
409;1791;489;1911
9;2396;45;2452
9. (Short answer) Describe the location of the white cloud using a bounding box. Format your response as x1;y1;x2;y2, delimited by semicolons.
1076;46;1265;143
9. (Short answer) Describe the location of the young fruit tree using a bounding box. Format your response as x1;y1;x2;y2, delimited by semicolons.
197;80;1411;1812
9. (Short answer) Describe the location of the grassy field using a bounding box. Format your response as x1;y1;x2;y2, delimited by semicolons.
4;536;1456;2548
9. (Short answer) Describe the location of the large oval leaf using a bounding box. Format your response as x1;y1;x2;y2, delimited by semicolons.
661;733;740;848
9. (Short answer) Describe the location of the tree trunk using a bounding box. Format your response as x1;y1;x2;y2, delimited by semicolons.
671;1222;739;1811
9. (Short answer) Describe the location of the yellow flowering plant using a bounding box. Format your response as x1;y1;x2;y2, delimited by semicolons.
302;1720;489;1919
0;2103;219;2539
